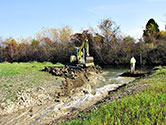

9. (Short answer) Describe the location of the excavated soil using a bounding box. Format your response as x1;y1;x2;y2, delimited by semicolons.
42;65;102;96
119;71;152;77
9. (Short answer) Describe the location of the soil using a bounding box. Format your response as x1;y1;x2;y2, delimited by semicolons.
0;76;66;116
119;71;153;77
42;65;102;96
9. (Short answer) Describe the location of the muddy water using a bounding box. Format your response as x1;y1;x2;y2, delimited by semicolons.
93;66;133;88
0;66;151;125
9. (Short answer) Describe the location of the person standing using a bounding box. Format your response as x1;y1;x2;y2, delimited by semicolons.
130;56;136;74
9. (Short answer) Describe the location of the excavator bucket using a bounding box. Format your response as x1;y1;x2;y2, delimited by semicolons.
85;56;94;67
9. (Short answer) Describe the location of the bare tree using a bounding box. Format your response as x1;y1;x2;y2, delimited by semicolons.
98;18;120;43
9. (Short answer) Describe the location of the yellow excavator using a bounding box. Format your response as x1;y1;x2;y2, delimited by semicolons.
70;36;94;67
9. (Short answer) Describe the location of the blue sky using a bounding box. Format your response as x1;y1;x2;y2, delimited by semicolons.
0;0;165;39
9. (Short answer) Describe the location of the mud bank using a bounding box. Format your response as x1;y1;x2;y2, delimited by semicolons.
43;66;102;97
120;71;152;77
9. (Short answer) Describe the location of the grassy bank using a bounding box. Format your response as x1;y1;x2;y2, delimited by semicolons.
63;69;166;124
0;62;63;102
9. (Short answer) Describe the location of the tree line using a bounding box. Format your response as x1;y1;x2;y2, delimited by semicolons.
0;18;166;66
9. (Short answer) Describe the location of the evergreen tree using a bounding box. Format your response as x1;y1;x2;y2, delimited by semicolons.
143;18;160;43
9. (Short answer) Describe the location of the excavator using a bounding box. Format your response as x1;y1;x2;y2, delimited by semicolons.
70;31;94;67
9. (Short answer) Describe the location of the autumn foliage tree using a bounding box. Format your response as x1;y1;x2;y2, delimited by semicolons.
0;27;74;63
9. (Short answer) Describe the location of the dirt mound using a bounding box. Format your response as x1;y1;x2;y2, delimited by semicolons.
119;71;151;77
43;65;101;78
43;65;102;96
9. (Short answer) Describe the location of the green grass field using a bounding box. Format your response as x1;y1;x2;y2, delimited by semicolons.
64;69;166;125
0;62;63;102
0;61;63;76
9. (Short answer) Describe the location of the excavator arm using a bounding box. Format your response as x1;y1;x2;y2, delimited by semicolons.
78;38;88;62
